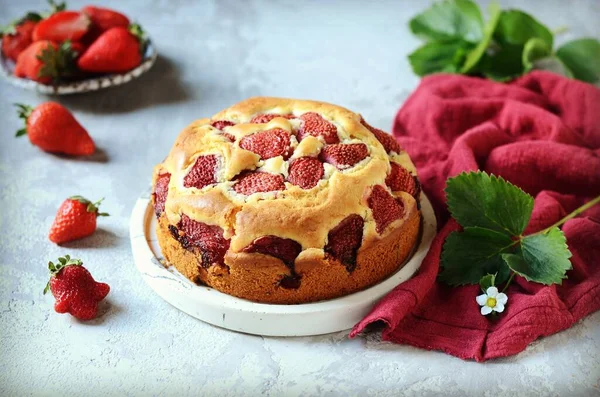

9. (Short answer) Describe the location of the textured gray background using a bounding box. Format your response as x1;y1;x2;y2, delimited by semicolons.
1;0;599;396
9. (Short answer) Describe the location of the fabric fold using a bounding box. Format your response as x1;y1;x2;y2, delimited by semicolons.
350;71;600;361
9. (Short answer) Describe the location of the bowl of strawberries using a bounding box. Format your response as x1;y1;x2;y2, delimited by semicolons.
0;1;157;95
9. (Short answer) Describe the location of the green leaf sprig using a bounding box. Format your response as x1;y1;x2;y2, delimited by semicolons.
440;171;600;288
408;0;600;85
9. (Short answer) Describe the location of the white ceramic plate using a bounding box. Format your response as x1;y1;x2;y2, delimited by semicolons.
0;41;157;95
130;191;437;336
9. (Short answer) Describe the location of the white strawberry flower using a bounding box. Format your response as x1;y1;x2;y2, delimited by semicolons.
476;286;508;315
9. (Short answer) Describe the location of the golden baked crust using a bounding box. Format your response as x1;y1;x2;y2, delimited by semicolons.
152;97;421;304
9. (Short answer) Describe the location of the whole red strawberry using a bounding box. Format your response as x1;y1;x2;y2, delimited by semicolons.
15;102;95;156
1;16;40;62
77;24;146;73
44;255;110;321
14;41;55;84
14;40;77;84
49;196;109;244
32;11;90;43
82;5;129;32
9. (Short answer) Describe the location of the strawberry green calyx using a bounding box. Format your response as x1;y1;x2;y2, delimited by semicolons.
37;40;77;83
48;0;67;14
69;195;110;217
44;254;82;294
0;12;42;37
14;103;33;137
129;23;148;55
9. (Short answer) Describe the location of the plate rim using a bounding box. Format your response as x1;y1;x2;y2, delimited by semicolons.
130;191;437;335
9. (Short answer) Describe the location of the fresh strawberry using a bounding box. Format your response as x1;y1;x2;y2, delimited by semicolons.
183;155;219;189
81;6;129;32
1;16;40;62
77;24;147;73
15;102;95;155
233;171;285;195
360;117;402;154
319;143;368;169
243;236;302;268
240;128;292;160
211;120;235;130
298;112;339;144
367;185;404;234
325;214;364;271
250;114;294;124
287;157;324;189
153;173;171;217
173;214;230;267
15;41;51;83
14;40;76;84
48;196;109;244
32;11;90;42
44;255;110;321
386;162;420;198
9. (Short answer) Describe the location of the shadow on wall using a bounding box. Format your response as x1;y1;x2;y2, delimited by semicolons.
57;55;192;113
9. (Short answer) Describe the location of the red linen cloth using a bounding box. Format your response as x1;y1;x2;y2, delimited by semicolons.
349;71;600;362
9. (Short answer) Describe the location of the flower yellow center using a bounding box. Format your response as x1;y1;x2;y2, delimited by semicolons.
486;297;497;308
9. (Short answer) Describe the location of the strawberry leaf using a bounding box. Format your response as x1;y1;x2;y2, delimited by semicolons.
440;171;584;288
556;38;600;85
440;226;513;286
409;0;484;44
408;40;473;77
493;10;553;49
504;228;573;285
445;171;534;236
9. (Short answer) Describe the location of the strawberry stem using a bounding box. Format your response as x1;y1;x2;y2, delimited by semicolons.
530;195;600;236
501;272;515;293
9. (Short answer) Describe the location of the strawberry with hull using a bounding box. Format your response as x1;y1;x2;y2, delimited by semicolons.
44;255;110;321
48;196;109;244
15;102;95;156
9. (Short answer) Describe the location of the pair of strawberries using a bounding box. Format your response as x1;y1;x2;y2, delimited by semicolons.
2;1;146;84
43;196;110;321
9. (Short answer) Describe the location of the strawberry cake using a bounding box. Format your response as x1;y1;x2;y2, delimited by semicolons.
152;97;421;304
